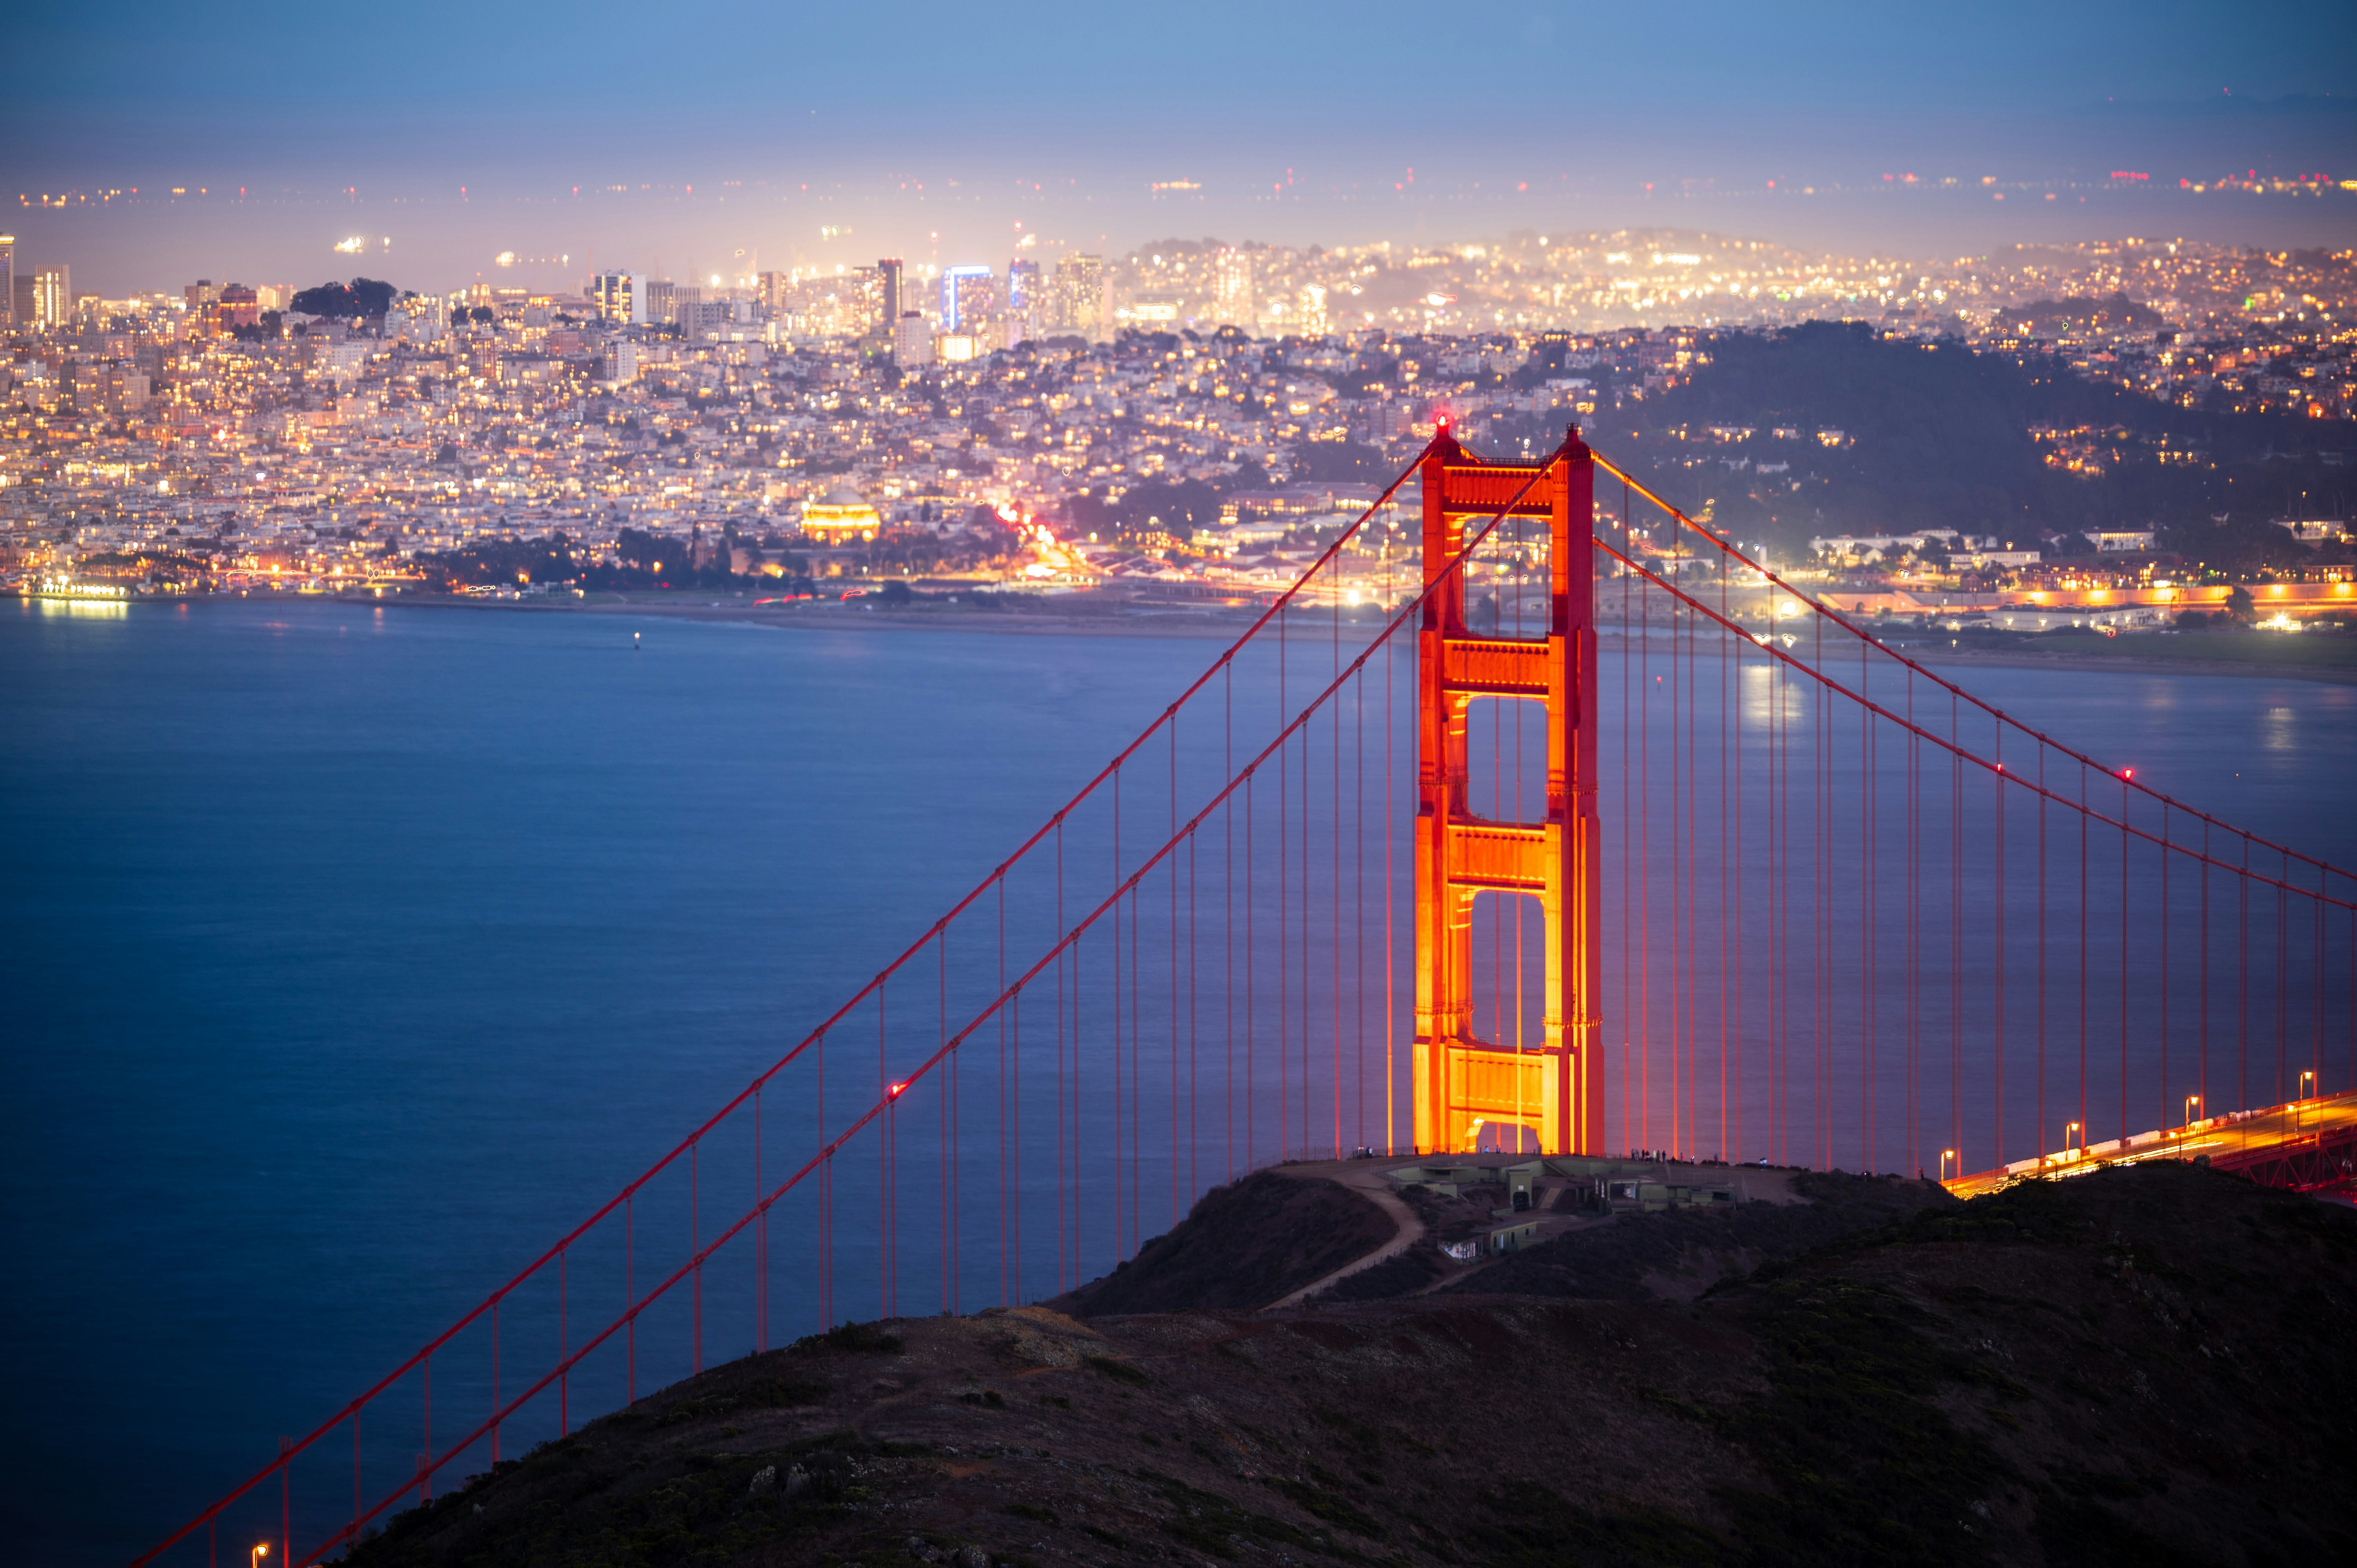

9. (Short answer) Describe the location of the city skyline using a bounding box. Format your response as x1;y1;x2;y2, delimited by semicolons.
4;0;2353;294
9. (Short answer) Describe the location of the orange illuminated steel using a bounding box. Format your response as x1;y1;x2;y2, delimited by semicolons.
1412;427;1604;1155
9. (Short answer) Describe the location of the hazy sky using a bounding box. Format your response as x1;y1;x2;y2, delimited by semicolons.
7;0;2353;295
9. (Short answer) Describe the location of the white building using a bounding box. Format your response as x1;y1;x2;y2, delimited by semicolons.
893;313;934;368
592;272;642;326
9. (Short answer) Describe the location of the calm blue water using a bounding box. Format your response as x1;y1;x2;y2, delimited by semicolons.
3;597;2352;1565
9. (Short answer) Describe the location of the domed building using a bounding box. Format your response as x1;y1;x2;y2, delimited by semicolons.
799;487;883;543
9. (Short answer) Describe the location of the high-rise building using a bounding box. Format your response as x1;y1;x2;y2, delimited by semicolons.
593;272;643;325
1007;259;1042;347
849;265;892;339
678;298;731;339
32;266;71;330
1212;248;1253;327
893;311;934;368
216;284;260;333
0;235;13;328
642;278;679;326
878;258;903;325
941;266;997;338
1050;254;1106;342
1298;283;1329;339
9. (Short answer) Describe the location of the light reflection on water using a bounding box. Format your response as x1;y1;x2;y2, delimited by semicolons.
25;596;130;618
1;599;2350;1564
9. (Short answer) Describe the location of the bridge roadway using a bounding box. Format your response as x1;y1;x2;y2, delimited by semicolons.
1946;1086;2357;1200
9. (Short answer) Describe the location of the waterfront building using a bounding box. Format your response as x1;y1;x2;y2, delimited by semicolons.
800;487;884;542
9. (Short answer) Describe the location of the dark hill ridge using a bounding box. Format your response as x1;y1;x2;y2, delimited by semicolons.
1049;1169;1395;1316
1433;1169;1957;1301
345;1164;2357;1568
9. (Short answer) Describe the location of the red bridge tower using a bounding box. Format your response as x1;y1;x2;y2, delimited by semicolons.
1412;427;1604;1155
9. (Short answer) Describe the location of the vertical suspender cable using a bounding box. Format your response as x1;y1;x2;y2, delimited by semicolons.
1863;645;1873;1172
2240;833;2250;1117
1385;584;1396;1153
2079;763;2089;1155
1994;725;2005;1171
1719;542;1730;1160
1906;671;1917;1176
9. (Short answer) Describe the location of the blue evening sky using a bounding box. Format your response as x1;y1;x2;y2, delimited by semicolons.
4;0;2351;293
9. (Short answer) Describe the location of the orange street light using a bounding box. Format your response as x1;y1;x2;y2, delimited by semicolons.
2066;1121;2082;1158
252;1547;269;1568
1939;1149;1957;1182
2184;1095;2200;1136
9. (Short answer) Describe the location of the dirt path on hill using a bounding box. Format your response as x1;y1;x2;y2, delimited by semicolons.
1260;1163;1426;1309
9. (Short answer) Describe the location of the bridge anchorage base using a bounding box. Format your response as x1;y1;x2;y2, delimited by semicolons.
1413;1035;1569;1155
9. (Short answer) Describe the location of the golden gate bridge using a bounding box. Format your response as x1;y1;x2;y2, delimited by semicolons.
137;427;2356;1565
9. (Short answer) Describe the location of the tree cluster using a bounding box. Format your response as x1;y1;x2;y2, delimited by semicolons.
291;278;399;319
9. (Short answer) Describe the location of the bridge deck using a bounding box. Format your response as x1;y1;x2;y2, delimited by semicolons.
1946;1087;2357;1199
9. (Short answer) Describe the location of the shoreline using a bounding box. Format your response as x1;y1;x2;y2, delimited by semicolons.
1888;644;2357;688
274;591;2357;685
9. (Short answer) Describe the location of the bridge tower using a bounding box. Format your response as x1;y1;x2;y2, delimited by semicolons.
1412;427;1604;1155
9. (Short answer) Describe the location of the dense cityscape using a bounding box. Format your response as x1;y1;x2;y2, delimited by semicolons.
16;0;2357;1562
5;226;2353;624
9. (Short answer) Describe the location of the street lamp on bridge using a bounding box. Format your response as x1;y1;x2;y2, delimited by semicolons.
1939;1148;1957;1183
2066;1122;2082;1164
2185;1095;2201;1137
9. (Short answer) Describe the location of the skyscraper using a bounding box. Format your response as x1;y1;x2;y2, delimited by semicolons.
1007;259;1041;347
1051;254;1106;343
32;266;71;330
850;264;893;339
893;312;934;368
0;236;14;329
1212;248;1253;328
941;266;996;338
592;272;643;325
1298;283;1329;339
878;258;903;325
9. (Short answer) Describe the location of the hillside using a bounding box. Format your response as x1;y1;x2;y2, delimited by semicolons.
1599;322;2346;567
343;1163;2357;1568
1048;1170;1397;1316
